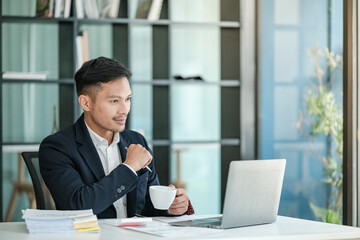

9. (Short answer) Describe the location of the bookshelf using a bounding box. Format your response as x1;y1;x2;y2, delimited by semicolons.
1;0;243;220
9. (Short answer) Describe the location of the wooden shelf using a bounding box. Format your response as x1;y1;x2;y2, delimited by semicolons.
148;139;241;147
1;79;74;84
2;144;40;153
1;16;76;23
130;79;240;86
2;16;240;27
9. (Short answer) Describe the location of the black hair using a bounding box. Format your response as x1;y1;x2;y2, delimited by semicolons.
74;56;132;96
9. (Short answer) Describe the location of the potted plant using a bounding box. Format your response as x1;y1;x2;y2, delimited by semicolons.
297;47;343;224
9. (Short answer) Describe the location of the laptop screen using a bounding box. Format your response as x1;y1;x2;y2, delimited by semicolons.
221;159;286;228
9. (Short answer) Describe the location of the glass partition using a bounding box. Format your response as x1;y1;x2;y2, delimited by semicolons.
2;84;59;143
79;24;113;59
2;20;60;221
130;84;153;140
169;0;219;22
2;0;36;16
171;144;221;214
259;0;343;223
171;85;220;141
129;25;153;81
2;23;59;79
171;25;220;82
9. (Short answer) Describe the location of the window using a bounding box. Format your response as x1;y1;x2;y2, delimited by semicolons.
259;0;343;223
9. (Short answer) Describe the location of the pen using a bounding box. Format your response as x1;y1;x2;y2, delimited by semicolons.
124;146;153;173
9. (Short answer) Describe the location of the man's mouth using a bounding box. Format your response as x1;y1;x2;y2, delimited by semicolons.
114;117;127;124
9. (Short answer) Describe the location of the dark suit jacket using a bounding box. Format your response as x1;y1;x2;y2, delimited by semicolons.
39;114;168;218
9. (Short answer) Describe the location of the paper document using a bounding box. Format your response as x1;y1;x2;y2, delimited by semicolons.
101;215;223;237
102;217;153;227
121;220;222;237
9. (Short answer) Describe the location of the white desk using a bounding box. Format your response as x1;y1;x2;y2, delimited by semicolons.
1;216;360;240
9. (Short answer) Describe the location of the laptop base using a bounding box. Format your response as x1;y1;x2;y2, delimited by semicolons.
170;216;222;229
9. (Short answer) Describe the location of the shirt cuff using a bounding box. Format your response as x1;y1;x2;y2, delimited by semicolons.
167;200;195;216
122;163;137;176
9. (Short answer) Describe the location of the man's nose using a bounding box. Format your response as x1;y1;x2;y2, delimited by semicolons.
117;100;129;114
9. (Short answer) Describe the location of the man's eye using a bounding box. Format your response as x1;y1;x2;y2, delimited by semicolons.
126;97;132;101
111;100;118;103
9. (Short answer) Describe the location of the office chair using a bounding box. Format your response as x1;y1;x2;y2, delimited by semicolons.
21;151;55;210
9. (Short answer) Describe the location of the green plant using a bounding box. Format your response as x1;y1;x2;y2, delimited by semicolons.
297;47;343;224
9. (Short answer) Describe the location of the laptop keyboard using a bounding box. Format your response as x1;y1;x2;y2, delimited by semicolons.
190;216;222;227
170;216;223;228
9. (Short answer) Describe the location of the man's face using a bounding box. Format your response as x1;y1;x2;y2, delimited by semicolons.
81;77;132;139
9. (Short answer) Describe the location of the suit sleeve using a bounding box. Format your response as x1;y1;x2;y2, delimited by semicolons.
39;134;138;215
135;134;169;216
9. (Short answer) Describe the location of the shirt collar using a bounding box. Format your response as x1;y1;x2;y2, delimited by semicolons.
85;121;120;148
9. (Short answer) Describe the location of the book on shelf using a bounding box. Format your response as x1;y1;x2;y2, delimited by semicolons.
64;0;72;18
82;31;90;61
83;0;100;19
135;0;163;21
37;0;72;18
36;0;54;17
76;0;84;18
135;0;151;18
22;209;99;233
100;0;121;19
54;0;63;17
2;71;49;80
55;0;72;18
147;0;163;21
76;30;90;69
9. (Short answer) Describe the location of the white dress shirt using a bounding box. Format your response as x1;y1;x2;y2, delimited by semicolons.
85;123;135;218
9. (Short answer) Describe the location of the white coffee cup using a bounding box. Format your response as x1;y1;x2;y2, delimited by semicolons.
149;186;177;210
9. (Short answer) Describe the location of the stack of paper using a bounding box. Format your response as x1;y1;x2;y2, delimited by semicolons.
22;209;99;233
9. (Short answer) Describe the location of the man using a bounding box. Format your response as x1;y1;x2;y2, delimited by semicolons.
39;57;194;218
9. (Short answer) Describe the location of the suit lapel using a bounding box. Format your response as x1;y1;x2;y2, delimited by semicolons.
119;132;137;217
75;115;105;181
118;132;129;163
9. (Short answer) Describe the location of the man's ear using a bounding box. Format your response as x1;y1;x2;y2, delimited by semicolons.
78;95;92;112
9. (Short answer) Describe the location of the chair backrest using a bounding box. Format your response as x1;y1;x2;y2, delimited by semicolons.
21;152;46;209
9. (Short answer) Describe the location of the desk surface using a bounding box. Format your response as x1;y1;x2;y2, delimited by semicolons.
1;216;360;240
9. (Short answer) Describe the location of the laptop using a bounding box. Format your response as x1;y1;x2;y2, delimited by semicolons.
170;159;286;229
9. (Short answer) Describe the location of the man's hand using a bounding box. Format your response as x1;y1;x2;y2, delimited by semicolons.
123;144;152;171
168;184;189;215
